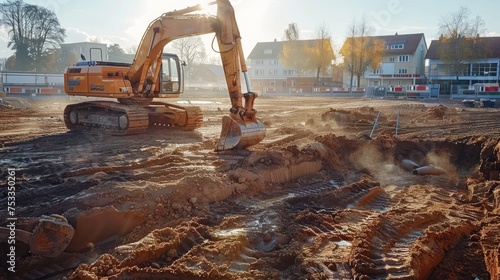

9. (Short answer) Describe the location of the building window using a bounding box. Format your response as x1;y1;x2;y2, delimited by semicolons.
270;80;275;86
437;64;469;76
283;69;293;76
255;60;264;65
391;44;404;49
270;59;279;65
398;55;409;62
264;49;273;54
255;69;264;76
389;57;395;62
291;80;296;87
268;69;279;76
471;63;498;77
398;69;408;74
373;69;383;74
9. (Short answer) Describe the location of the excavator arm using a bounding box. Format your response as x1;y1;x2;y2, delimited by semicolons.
126;0;265;150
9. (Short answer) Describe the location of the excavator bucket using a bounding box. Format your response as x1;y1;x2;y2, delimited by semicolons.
215;115;266;151
29;215;75;257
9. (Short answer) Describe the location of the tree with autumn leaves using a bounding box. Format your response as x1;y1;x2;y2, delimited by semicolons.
438;7;488;79
340;18;384;91
280;23;335;86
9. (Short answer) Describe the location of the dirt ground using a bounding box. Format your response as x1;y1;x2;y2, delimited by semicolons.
1;93;500;280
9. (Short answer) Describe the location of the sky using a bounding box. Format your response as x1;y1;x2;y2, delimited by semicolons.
0;0;499;61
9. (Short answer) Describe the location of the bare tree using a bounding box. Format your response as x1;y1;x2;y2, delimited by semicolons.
341;18;384;90
438;6;488;79
280;23;308;77
284;22;300;41
0;0;65;70
167;37;206;83
168;37;206;66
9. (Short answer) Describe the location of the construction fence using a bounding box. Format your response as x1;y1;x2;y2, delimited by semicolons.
365;84;440;99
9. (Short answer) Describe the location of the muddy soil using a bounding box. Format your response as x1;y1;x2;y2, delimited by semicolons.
1;94;499;280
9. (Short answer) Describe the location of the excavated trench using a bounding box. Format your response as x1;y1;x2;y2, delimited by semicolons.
3;133;499;280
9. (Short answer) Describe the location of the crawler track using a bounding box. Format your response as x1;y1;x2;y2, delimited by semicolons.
64;101;149;135
63;101;203;135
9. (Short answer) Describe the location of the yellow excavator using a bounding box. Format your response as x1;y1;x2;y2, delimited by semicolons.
0;0;265;261
63;0;265;151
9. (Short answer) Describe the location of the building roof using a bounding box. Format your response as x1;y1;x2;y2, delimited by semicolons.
200;64;224;76
248;40;285;60
60;42;107;47
340;33;426;55
426;36;500;59
248;39;332;60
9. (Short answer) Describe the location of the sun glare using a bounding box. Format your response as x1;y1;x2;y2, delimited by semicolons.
199;0;216;11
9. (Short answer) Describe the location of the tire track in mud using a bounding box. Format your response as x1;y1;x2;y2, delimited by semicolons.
1;135;217;220
61;154;189;178
64;178;390;279
349;185;486;279
44;173;490;279
397;112;500;140
53;179;344;279
13;251;107;280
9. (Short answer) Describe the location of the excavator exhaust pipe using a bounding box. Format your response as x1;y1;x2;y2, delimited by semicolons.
215;115;266;151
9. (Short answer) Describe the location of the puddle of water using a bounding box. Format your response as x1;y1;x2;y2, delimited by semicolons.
246;218;280;232
1;159;30;168
186;264;204;273
228;260;250;273
213;228;247;238
256;193;296;208
176;100;222;105
336;240;352;246
328;179;341;188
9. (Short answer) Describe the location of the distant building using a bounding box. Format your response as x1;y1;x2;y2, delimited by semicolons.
187;64;227;91
340;33;427;88
247;39;335;94
426;36;500;96
60;42;108;67
3;42;110;96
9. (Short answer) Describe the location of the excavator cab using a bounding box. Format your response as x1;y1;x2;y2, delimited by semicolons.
159;53;184;96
